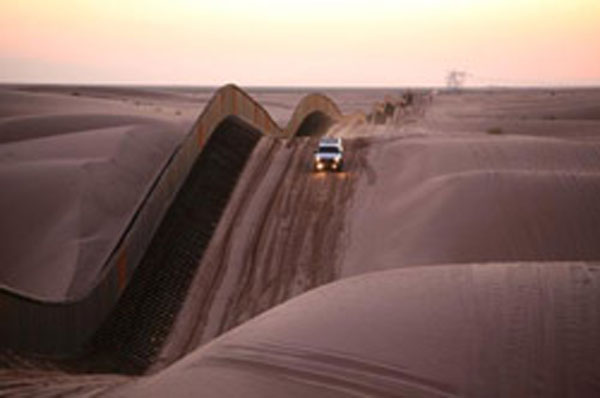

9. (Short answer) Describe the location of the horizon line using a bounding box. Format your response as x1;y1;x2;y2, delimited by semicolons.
2;81;600;90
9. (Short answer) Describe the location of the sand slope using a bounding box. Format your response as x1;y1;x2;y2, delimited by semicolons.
0;87;192;300
113;262;600;397
2;87;600;397
126;89;600;397
344;134;600;276
152;136;364;369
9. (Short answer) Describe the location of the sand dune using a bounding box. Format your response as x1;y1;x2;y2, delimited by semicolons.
419;90;600;140
344;134;600;276
135;88;600;396
0;124;184;299
0;113;177;144
1;87;600;397
152;136;363;369
0;87;192;299
113;262;600;397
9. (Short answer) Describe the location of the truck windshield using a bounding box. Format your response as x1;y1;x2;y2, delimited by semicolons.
318;147;340;153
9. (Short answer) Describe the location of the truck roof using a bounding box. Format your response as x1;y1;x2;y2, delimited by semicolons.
319;137;342;145
318;137;343;151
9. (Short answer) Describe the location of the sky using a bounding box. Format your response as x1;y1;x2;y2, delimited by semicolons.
0;0;599;87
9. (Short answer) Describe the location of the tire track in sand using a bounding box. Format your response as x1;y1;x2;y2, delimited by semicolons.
155;136;369;368
214;137;362;336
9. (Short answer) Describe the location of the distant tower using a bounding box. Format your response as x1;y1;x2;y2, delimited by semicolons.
446;70;467;91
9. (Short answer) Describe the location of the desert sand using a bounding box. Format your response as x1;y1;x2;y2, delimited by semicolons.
0;85;199;300
1;86;600;396
115;262;600;397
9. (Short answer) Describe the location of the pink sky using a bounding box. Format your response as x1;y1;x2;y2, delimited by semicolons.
1;0;599;86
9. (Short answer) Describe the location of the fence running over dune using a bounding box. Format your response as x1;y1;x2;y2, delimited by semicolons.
0;84;343;362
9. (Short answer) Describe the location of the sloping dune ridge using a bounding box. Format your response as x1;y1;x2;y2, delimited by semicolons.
116;262;600;397
0;89;193;300
1;86;600;397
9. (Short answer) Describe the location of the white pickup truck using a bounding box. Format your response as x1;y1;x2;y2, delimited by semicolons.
313;137;344;172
